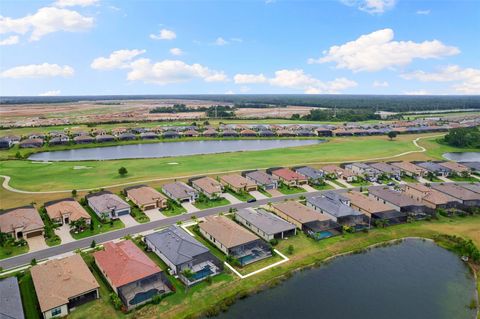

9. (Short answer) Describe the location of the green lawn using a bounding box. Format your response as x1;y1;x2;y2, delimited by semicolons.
0;134;439;192
130;206;150;223
400;175;418;183
194;197;230;210
70;206;125;240
0;242;29;260
161;202;186;217
257;188;273;197
311;183;334;191
349;179;371;187
225;188;255;202
330;179;347;188
18;271;41;319
277;183;306;195
448;175;479;182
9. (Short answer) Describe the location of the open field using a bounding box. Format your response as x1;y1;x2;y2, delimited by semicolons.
0;133;441;193
60;214;480;319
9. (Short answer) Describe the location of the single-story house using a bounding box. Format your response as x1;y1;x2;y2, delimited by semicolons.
306;192;367;227
0;277;25;319
402;183;461;209
431;183;480;207
368;162;401;180
48;136;70;145
19;138;43;148
125;185;168;211
460;162;480;172
459;183;480;194
44;198;91;225
118;133;137;141
31;254;99;319
73;135;94;144
294;166;325;184
235;208;296;241
220;174;257;193
95;134;115;143
199;215;271;266
221;129;238;137
191;177;224;199
240;129;257;137
94;240;171;310
258;130;275;137
183;129;199;137
140;132;158;139
438;161;470;174
322;165;358;182
415;161;451;177
270;201;342;240
145;226;223;286
0;137;13;149
244;170;279;190
270;168;308;186
0;205;44;240
202;129;218;137
315;128;333;137
345;191;407;225
162;182;199;203
390;161;427;178
368;186;431;218
28;133;46;139
163;131;180;139
345;162;381;181
85;191;131;219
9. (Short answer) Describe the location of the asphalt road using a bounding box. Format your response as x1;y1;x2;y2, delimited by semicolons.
0;189;340;270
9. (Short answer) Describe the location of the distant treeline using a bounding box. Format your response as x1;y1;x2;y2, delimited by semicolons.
443;127;480;148
150;104;208;113
3;94;479;112
299;108;381;122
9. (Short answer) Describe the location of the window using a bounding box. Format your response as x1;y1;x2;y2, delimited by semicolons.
51;307;62;316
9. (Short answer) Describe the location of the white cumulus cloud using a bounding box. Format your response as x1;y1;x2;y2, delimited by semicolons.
169;48;183;56
150;28;176;40
402;65;480;94
340;0;396;14
308;28;459;72
0;6;94;41
1;63;74;78
39;90;61;96
53;0;99;7
90;49;146;70
214;37;228;46
372;80;389;87
234;73;268;84
0;35;19;46
269;69;357;93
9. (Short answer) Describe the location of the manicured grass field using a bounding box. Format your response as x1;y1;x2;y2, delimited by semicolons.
349;179;371;187
311;183;334;191
448;175;479;182
225;188;255;202
400;175;418;183
130;206;150;223
70;206;125;240
18;271;41;319
0;242;29;260
0;134;442;192
161;202;186;217
330;179;347;188
194;197;230;210
277;183;306;194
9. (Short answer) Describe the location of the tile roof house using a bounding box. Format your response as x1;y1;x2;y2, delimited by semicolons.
73;135;94;144
244;170;279;190
162;182;199;203
390;161;427;177
220;174;257;193
191;177;224;199
431;183;480;207
402;183;461;209
31;254;99;319
306;191;367;227
0;205;44;240
438;161;471;174
415;162;451;176
94;240;171;310
125;185;167;211
199;215;271;266
368;186;431;218
19;138;43;148
270;201;341;240
321;165;357;182
345;162;381;180
460;162;480;172
0;277;25;319
85;191;131;219
235;208;296;241
368;162;401;179
459;183;480;194
44;198;91;226
270;168;308;186
294;166;325;183
145;226;223;285
345;191;407;225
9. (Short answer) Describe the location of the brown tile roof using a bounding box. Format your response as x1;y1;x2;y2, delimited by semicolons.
220;174;256;189
368;186;422;207
31;254;99;312
345;191;395;214
321;165;343;175
199;215;258;249
125;185;166;206
93;240;161;288
192;177;223;194
391;161;427;175
271;168;307;181
404;183;457;205
431;183;480;201
272;201;330;223
45;198;91;222
438;161;470;173
0;206;44;234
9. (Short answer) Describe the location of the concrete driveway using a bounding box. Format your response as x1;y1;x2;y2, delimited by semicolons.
438;176;453;183
301;185;317;193
336;179;354;188
325;180;343;190
26;236;48;252
55;224;75;244
249;190;268;200
181;202;200;213
119;214;139;227
267;189;283;197
222;193;243;204
144;209;166;221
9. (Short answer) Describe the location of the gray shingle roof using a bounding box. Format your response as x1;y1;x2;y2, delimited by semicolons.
236;208;296;236
145;226;209;266
416;162;451;173
0;277;25;319
308;192;362;218
86;191;130;213
295;166;324;180
245;170;278;185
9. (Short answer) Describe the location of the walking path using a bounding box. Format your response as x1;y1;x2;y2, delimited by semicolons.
0;135;442;195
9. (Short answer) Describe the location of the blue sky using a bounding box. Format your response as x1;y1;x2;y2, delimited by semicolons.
0;0;479;96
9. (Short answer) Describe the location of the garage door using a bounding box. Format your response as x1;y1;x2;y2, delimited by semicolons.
144;205;156;210
26;230;43;238
117;209;130;216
